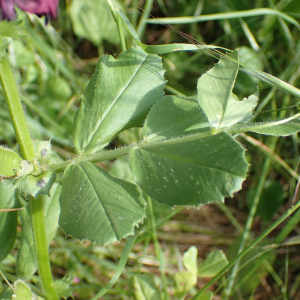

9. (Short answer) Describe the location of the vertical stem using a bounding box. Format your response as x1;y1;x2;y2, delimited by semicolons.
0;57;35;161
106;0;127;52
0;57;58;299
117;13;127;52
29;196;60;300
137;0;154;38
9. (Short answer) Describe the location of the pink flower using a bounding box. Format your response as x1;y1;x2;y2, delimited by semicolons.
0;0;59;20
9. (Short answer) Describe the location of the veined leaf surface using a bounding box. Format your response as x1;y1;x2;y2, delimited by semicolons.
130;132;248;206
143;95;210;142
130;95;248;206
197;51;258;129
59;162;146;244
73;46;166;155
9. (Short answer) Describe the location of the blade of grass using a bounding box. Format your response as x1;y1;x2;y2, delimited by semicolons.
241;133;300;181
145;8;300;29
118;9;300;98
90;235;137;300
190;198;300;299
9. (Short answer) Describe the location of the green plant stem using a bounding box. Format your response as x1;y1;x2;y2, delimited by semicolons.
29;196;59;300
117;13;127;52
0;57;35;161
137;0;154;38
191;199;300;299
146;8;300;29
147;196;170;300
47;125;236;173
0;57;58;299
49;110;300;174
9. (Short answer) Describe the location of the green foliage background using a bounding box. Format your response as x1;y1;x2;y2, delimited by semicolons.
1;0;300;299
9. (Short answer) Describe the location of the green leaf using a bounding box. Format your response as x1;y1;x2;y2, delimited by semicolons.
198;250;228;277
70;0;120;45
10;40;35;67
12;170;56;197
183;246;198;272
17;184;61;279
41;76;72;102
12;280;32;300
193;291;213;300
109;157;135;183
73;46;166;155
0;287;14;299
130;132;248;206
54;278;73;299
174;270;197;296
232;115;300;136
247;180;285;222
143;95;210;142
0;20;25;38
174;246;198;298
197;51;258;129
0;182;20;262
131;274;161;300
0;146;23;177
33;140;61;168
59;162;146;244
0;20;25;59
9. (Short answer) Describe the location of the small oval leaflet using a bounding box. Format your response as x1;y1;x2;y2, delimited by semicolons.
0;146;23;177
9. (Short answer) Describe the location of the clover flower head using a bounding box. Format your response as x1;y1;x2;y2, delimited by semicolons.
0;0;59;21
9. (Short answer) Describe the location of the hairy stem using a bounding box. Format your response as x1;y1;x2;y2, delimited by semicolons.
29;196;60;300
0;57;35;161
0;57;58;299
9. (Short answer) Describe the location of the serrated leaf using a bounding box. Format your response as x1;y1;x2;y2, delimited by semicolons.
131;274;161;300
130;132;248;206
14;160;34;177
143;95;210;142
33;140;60;168
17;184;61;279
0;20;25;38
12;280;32;300
0;146;23;177
73;46;166;155
0;182;20;262
232;115;300;136
59;162;146;245
12;170;56;197
197;51;258;129
198;250;228;277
